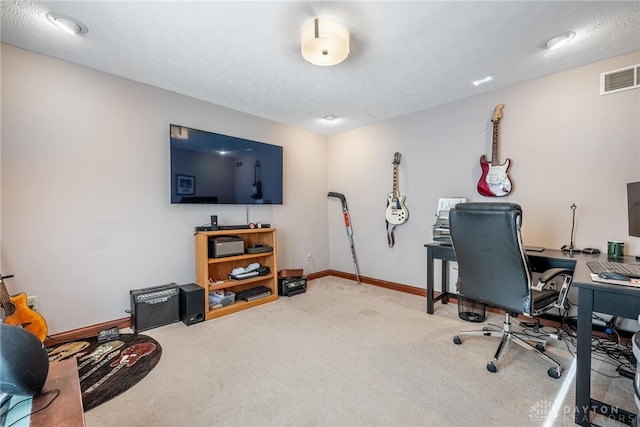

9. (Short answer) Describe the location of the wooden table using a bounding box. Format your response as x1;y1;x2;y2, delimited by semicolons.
31;358;85;426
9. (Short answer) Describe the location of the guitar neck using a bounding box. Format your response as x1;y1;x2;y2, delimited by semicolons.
392;164;399;198
491;120;500;166
0;279;14;315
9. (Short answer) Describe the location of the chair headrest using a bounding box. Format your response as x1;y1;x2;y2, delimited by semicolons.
454;202;521;214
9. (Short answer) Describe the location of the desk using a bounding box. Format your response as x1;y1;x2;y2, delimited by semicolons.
424;242;640;426
425;243;578;314
572;262;639;425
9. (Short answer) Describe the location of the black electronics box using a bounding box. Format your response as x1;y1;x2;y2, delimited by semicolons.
278;276;307;297
245;245;273;254
208;235;244;258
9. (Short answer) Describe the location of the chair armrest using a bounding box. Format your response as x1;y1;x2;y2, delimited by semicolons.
532;268;573;309
532;268;573;291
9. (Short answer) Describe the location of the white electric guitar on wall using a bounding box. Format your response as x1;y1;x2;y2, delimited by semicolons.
385;152;408;247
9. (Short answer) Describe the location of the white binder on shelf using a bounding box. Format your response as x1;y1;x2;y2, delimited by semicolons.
432;197;466;244
436;197;467;219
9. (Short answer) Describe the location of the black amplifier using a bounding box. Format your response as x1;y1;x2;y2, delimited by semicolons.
130;283;180;332
278;277;307;297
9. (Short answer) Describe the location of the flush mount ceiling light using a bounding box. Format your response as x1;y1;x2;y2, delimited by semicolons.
46;12;88;34
301;18;349;66
542;31;575;50
324;115;336;122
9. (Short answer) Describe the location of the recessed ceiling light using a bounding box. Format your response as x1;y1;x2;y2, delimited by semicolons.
473;76;493;86
542;31;575;50
46;12;88;35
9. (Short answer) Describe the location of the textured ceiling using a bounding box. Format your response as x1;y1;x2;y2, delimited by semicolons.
1;1;639;136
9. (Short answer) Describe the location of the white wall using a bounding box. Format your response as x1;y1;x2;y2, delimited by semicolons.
328;51;640;290
0;45;329;334
2;44;639;335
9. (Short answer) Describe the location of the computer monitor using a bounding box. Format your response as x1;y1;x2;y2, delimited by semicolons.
627;182;640;237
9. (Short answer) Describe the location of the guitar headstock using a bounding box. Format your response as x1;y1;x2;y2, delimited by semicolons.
491;104;504;123
392;152;402;165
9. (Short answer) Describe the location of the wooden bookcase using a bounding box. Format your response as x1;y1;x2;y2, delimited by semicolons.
194;228;278;320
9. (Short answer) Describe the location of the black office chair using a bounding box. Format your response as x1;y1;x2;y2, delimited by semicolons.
449;202;572;378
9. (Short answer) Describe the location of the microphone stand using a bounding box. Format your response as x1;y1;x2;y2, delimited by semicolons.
562;203;580;255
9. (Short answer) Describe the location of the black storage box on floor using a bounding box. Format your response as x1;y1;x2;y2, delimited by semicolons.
278;276;307;297
457;294;486;322
130;283;180;332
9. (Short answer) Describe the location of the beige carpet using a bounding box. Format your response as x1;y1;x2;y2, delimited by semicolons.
85;277;636;426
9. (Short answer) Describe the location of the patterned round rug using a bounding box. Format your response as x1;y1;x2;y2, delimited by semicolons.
47;333;161;411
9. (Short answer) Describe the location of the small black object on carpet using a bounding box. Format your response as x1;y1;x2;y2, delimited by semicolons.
47;333;161;412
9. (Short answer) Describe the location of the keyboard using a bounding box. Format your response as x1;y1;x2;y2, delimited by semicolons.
587;260;640;279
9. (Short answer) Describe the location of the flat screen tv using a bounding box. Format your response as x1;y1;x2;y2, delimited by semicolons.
628;181;640;237
170;125;283;205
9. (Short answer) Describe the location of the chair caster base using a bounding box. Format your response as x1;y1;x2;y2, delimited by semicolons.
487;362;497;373
453;336;462;345
536;343;545;352
547;367;561;379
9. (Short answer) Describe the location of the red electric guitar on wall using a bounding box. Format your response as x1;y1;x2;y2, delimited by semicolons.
477;104;512;197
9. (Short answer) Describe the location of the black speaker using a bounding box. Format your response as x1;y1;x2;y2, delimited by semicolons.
179;283;205;326
130;284;180;332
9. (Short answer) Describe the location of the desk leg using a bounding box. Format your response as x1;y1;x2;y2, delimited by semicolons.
441;260;449;305
426;246;449;314
427;247;435;314
575;288;593;426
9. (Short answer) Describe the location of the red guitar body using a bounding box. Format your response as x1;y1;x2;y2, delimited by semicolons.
477;155;512;197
